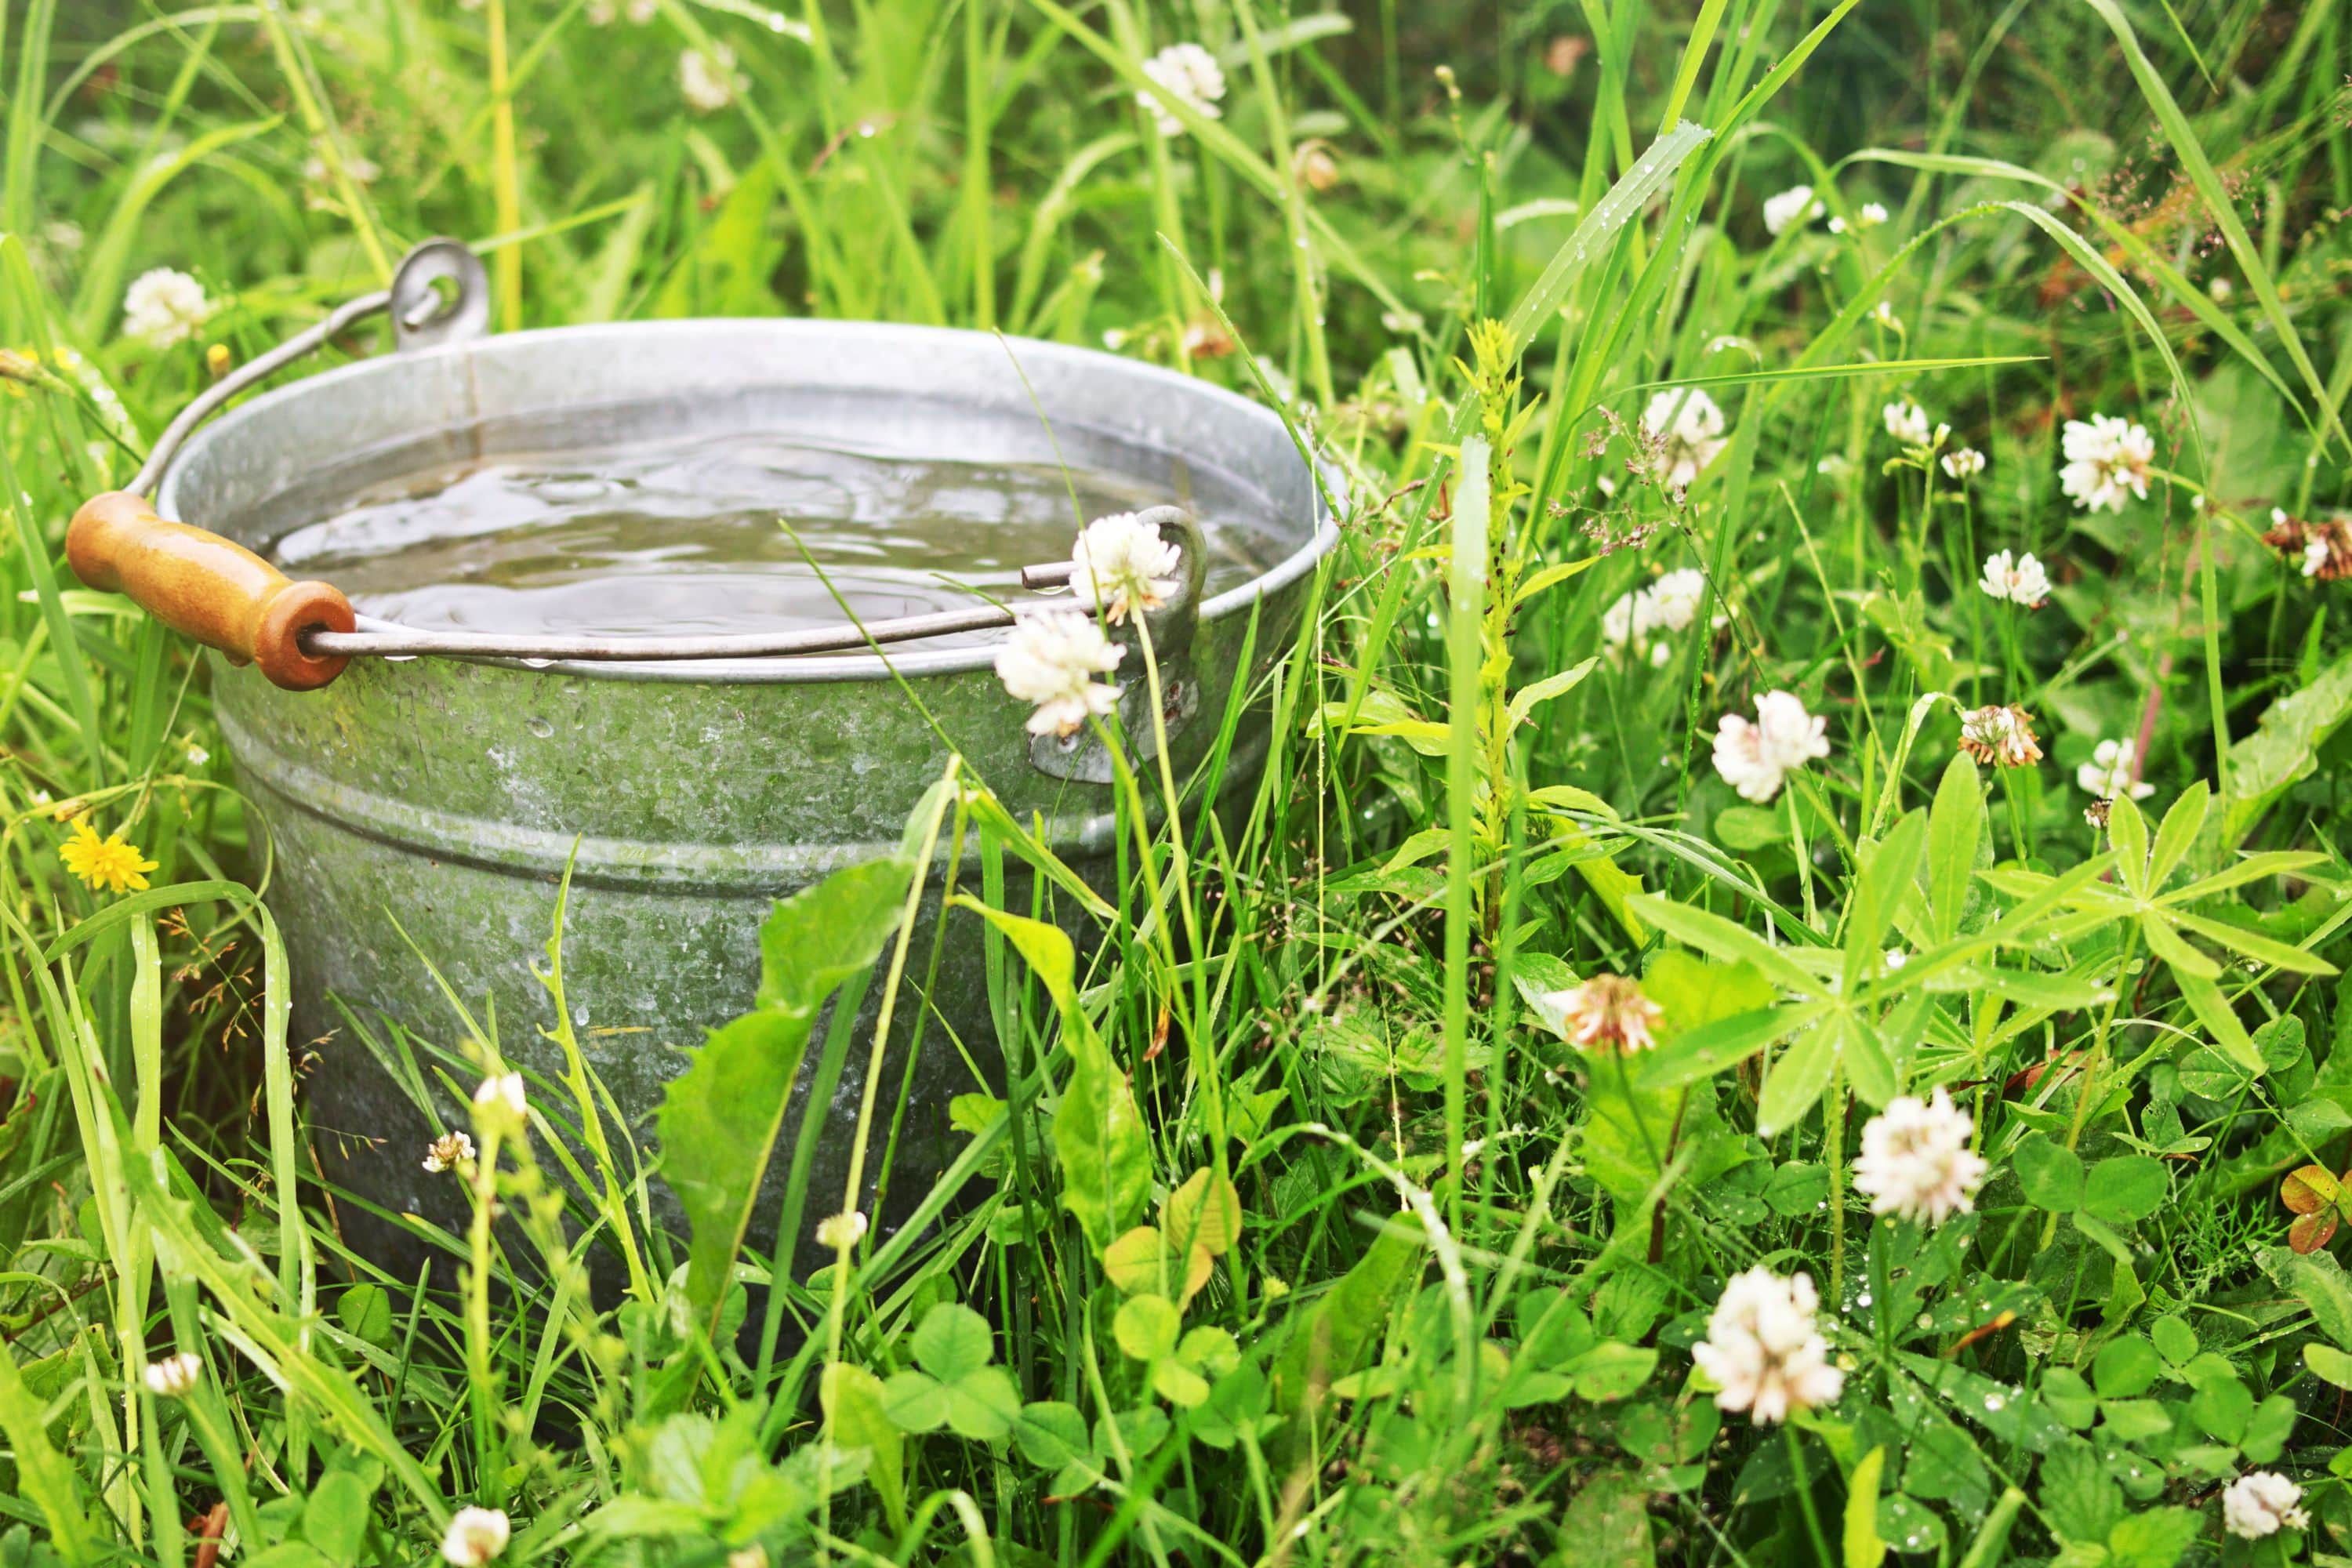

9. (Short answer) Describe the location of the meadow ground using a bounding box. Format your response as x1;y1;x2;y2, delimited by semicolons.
5;2;2352;1565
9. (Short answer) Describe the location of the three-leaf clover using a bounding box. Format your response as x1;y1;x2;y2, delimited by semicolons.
880;1304;1021;1441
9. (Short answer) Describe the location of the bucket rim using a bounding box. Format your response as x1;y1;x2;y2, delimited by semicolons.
160;318;1343;685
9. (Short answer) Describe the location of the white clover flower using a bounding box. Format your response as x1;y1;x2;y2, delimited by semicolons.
1069;512;1181;625
2222;1472;2308;1540
817;1210;868;1249
441;1507;512;1567
1600;590;1643;650
1711;690;1828;804
1691;1268;1844;1423
996;612;1124;737
423;1130;476;1174
2059;414;2154;513
1138;42;1225;136
1646;568;1707;633
2076;737;2154;800
2306;537;2332;578
1958;705;2042;769
122;268;212;348
1976;549;2048;608
143;1352;202;1398
1882;398;1929;446
1883;947;1907;971
1761;184;1820;236
1538;974;1663;1054
1831;201;1889;235
1940;447;1986;480
473;1073;527;1118
1852;1088;1987;1226
679;44;746;113
2208;276;2234;303
1639;387;1728;489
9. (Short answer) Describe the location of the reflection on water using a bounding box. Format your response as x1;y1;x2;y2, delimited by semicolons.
269;430;1276;644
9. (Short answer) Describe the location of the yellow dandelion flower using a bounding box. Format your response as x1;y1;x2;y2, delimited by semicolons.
60;819;158;894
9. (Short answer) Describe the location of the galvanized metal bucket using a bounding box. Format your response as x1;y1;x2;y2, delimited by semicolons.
74;242;1336;1272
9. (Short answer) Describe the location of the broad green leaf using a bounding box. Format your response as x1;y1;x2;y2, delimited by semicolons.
2303;1343;2352;1391
1928;754;1984;942
2039;1439;2120;1547
1627;892;1817;997
2092;1337;2160;1399
2167;910;2339;977
2172;969;2263;1073
912;1304;996;1383
1842;1014;1899;1109
1559;1469;1654;1568
1269;1223;1424;1461
303;1472;372;1568
2013;1135;2084;1213
1013;1401;1090;1468
1507;657;1599;728
2221;652;2352;843
757;857;917;1013
2145;782;2208;891
2105;1507;2201;1568
942;1366;1022;1442
1164;1167;1243;1258
956;902;1080;1033
1114;1295;1182;1363
2084;1156;2169;1226
662;855;913;1327
1845;1446;1888;1568
2105;793;2151;898
1844;809;1926;993
820;1363;906;1529
1757;1018;1838;1137
1635;1004;1819;1090
2267;1247;2352;1350
2136;910;2220;982
1052;1025;1152;1251
961;903;1150;1250
879;1370;949;1433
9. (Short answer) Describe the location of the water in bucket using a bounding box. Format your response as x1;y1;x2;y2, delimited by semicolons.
267;428;1281;644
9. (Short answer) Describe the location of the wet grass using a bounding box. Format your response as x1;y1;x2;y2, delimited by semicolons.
4;2;2352;1566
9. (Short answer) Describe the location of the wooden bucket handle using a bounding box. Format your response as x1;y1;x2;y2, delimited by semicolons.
67;491;354;691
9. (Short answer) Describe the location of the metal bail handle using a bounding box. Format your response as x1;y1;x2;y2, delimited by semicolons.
67;239;491;690
1029;506;1209;784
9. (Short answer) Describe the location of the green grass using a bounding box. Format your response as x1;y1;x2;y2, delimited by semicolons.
5;2;2352;1566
